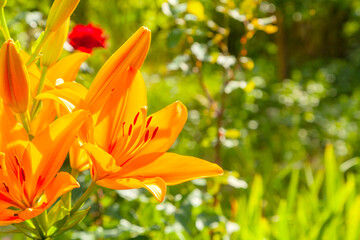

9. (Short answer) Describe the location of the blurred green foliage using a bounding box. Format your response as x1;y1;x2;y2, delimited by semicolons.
3;0;360;239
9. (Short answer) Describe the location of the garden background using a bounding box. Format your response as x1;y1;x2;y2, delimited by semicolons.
2;0;360;239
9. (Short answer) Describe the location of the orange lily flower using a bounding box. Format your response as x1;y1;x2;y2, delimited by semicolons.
0;100;88;225
36;27;151;172
83;72;223;202
33;26;223;200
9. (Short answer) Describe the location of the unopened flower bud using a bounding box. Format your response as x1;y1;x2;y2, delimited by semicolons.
0;0;7;8
46;0;80;33
0;39;30;113
42;18;69;67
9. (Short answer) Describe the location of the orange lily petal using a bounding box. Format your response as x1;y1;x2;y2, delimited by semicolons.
84;26;150;114
0;100;28;158
118;152;223;185
0;199;12;212
69;138;90;172
95;71;147;150
47;52;90;83
0;209;24;226
15;172;79;221
136;101;188;156
82;143;121;180
22;110;89;202
97;177;166;202
20;50;54;97
33;172;79;208
37;81;88;114
31;101;57;135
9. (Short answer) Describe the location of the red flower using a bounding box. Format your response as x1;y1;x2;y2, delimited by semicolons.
68;23;106;53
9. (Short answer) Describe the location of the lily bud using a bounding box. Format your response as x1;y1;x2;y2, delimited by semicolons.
46;0;80;33
0;0;7;8
42;18;69;67
0;39;30;113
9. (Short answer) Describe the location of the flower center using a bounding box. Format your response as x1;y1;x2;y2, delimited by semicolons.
109;110;159;166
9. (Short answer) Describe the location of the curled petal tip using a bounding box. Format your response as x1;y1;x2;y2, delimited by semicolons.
140;26;151;33
216;165;224;175
138;26;151;40
174;101;187;118
5;39;14;44
130;27;151;70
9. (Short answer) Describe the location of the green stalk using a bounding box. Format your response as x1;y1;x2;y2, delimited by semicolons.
31;217;45;239
71;169;80;180
61;169;79;210
37;211;48;234
13;224;35;239
30;66;48;119
19;111;31;136
0;7;10;40
26;30;50;66
70;181;97;215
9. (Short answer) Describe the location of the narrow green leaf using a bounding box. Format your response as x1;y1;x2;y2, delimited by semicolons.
15;221;41;239
287;167;299;211
31;31;45;54
46;215;69;236
324;144;338;208
52;207;91;237
0;224;20;233
248;174;263;226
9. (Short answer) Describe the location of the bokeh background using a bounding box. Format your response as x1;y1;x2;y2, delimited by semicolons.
3;0;360;239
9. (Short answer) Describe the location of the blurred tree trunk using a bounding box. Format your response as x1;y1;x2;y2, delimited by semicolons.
72;0;89;24
275;9;288;80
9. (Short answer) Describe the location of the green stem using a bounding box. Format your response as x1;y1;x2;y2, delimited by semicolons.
71;168;80;179
70;181;97;215
0;7;10;40
31;66;48;119
19;111;31;136
37;211;48;233
26;30;50;66
31;217;45;239
61;169;80;210
13;224;35;239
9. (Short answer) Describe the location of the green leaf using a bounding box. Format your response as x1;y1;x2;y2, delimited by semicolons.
14;40;21;51
248;174;263;225
51;208;91;237
46;215;69;236
0;224;20;233
167;29;184;48
47;198;68;226
15;221;41;239
31;31;45;54
324;144;338;209
276;200;290;240
287;167;299;211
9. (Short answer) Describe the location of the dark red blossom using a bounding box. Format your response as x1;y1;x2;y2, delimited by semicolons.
68;23;106;53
